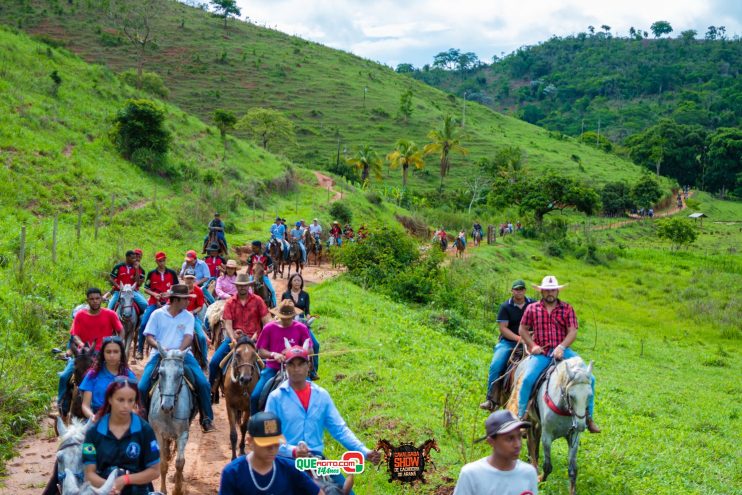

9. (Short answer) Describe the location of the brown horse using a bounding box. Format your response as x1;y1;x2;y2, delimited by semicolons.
454;236;466;258
304;230;323;266
419;438;440;470
67;342;97;422
268;239;285;279
251;263;275;309
222;338;261;460
286;239;304;277
206;299;227;350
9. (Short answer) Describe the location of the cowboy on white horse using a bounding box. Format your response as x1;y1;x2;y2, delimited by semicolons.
516;275;600;434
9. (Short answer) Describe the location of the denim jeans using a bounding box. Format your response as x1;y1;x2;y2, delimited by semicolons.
57;358;76;413
517;348;595;418
109;291;147;313
486;339;517;398
193;317;208;366
138;304;160;353
309;330;320;373
250;367;278;413
140;352;214;423
209;337;232;387
198;279;216;304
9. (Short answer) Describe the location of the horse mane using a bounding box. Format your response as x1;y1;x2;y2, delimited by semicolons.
557;357;592;388
59;417;87;447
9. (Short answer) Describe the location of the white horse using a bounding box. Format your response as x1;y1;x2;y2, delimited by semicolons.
53;417;119;495
116;284;140;363
148;344;194;495
510;356;594;495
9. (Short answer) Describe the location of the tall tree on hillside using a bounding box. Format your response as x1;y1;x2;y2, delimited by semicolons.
347;145;382;184
210;0;241;28
433;48;461;71
213;109;237;160
109;0;164;88
235;108;295;151
650;21;673;38
387;139;424;188
424;115;469;188
704;127;742;196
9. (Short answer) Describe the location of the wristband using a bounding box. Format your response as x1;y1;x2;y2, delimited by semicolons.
124;473;131;486
556;345;565;351
292;447;297;458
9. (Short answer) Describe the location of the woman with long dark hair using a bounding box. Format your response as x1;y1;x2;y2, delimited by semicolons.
83;379;159;495
79;336;137;420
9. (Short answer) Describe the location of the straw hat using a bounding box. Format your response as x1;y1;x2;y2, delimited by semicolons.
270;299;303;319
225;259;238;269
234;273;255;286
533;275;566;290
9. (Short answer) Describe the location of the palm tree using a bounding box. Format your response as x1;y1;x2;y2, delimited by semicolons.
424;115;469;188
386;139;425;189
347;144;382;184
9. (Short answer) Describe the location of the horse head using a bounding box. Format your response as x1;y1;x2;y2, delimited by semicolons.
73;343;96;384
557;357;594;431
56;417;93;494
118;284;135;319
156;344;186;413
232;338;259;386
375;439;393;457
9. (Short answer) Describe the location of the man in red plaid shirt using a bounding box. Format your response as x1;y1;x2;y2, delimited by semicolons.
517;275;600;433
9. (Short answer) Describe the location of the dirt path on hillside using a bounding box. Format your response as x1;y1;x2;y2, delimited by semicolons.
314;171;342;201
590;190;694;231
0;262;343;495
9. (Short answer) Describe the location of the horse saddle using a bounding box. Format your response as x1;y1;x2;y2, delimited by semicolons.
526;363;558;416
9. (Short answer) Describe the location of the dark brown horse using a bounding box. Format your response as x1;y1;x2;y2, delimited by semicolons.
222;338;261;460
286;239;304;277
304;230;323;266
66;342;96;422
251;263;275;309
268;239;285;279
454;236;466;258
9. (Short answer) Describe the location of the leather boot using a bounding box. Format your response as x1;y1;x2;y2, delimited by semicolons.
587;417;601;433
479;399;495;411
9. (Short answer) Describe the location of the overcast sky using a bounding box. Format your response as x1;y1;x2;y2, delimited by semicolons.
231;0;742;67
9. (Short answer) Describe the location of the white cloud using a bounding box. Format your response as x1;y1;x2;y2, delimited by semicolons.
235;0;742;66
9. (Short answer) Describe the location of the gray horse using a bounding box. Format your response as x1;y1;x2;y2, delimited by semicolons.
116;284;140;363
53;417;119;495
510;356;594;495
148;344;194;495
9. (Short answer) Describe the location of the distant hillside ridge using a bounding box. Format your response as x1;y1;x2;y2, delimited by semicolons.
0;1;656;193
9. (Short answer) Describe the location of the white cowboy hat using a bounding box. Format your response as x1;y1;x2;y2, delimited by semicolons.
533;275;566;290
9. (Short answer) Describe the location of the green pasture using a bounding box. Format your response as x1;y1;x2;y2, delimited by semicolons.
0;1;663;193
310;229;741;494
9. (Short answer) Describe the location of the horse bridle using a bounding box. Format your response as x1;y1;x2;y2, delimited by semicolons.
158;356;186;405
57;439;85;484
231;343;260;385
544;362;588;421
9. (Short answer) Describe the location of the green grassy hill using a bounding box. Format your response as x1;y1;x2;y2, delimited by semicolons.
0;1;659;193
0;23;404;465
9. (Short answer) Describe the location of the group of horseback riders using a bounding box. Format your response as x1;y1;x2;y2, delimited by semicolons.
52;212;383;495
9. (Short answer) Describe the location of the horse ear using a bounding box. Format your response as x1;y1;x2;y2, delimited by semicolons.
156;341;167;357
303;339;311;351
56;416;67;437
92;468;121;494
284;337;291;351
83;419;95;433
586;360;594;375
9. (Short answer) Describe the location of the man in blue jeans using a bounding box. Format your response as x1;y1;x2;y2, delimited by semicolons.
517;275;600;433
139;284;216;433
480;279;534;411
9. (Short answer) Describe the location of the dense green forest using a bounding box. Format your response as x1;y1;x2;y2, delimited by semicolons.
402;25;742;196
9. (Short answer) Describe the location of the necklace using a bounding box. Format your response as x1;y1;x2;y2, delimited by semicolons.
247;455;276;491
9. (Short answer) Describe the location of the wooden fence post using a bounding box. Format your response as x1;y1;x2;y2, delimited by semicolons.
76;204;83;242
19;224;26;277
52;214;58;263
110;193;116;219
94;204;100;240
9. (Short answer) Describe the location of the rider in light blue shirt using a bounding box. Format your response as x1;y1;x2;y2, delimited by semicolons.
270;217;289;257
289;222;307;263
264;345;381;494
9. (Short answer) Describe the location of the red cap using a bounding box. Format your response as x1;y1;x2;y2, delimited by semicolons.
133;248;143;255
283;346;309;362
155;251;167;261
185;250;198;260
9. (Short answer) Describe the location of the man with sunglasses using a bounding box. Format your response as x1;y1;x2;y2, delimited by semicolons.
140;284;216;433
480;280;534;411
57;287;124;417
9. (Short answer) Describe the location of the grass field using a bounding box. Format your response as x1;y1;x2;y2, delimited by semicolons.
310;213;741;494
0;0;668;193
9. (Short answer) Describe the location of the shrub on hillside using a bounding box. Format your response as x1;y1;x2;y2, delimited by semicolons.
119;69;170;98
365;191;383;205
111;99;171;167
656;217;698;249
329;202;352;225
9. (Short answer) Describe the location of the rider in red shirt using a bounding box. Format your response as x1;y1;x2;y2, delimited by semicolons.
108;250;147;314
203;243;226;278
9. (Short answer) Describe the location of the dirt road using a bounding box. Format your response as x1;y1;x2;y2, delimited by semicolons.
0;262;343;495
